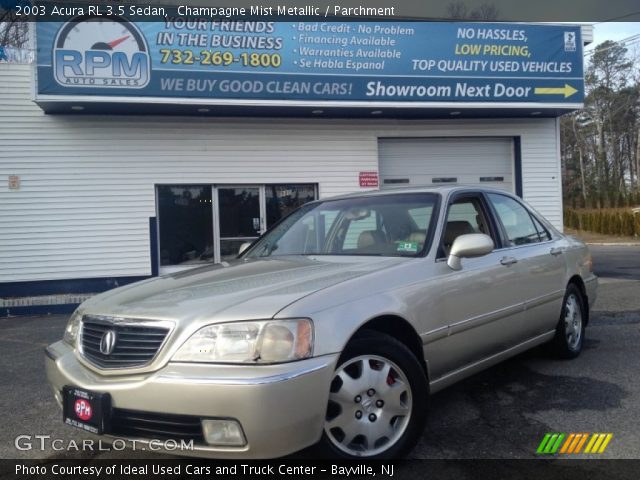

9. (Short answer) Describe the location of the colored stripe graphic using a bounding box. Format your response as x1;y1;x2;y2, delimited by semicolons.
574;433;589;453
584;433;613;454
539;433;613;455
559;433;575;453
537;433;552;454
598;434;613;453
550;433;565;453
537;433;565;454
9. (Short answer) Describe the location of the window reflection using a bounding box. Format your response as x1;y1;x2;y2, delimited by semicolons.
158;186;213;266
157;184;318;266
219;187;261;238
266;184;317;228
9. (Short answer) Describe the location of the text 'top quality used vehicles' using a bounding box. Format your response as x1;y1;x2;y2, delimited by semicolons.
45;186;597;458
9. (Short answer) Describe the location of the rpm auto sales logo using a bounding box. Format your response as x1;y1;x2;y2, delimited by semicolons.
53;15;150;88
74;399;92;421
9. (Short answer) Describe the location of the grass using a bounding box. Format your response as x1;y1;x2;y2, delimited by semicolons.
564;227;639;244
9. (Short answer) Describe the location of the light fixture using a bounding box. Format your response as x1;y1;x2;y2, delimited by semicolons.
371;110;383;115
450;111;461;116
311;109;324;115
202;419;246;446
197;108;210;113
71;106;84;111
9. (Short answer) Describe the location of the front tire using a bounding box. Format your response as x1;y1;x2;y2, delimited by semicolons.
319;331;428;459
551;284;586;359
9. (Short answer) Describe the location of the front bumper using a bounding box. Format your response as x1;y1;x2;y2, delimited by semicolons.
45;341;339;459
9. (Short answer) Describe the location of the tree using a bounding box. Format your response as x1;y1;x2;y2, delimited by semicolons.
445;2;501;20
0;1;29;49
561;40;640;209
445;2;469;20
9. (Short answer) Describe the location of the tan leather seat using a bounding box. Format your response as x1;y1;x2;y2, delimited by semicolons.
357;230;386;249
443;221;475;254
407;232;426;246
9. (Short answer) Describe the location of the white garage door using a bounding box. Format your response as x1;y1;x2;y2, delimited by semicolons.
379;137;514;192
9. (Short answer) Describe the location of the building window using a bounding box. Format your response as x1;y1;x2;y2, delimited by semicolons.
218;186;262;262
157;184;317;267
266;184;317;228
157;185;213;266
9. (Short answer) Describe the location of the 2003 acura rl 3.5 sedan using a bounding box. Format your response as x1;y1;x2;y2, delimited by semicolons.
45;186;597;459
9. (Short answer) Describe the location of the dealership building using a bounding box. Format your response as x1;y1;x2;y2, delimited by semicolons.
0;19;591;316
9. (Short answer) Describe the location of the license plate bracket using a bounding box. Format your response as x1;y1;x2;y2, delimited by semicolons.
62;386;111;435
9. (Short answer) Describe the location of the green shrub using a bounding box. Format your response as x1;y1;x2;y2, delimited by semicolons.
564;208;639;237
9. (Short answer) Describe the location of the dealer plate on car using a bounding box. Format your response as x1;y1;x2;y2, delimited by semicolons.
62;386;111;435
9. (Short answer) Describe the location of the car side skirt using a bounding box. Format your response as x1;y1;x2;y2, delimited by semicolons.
429;330;555;394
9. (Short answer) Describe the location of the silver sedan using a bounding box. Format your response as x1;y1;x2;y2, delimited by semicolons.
45;186;597;458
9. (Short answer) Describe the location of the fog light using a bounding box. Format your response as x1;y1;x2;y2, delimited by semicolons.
202;419;246;446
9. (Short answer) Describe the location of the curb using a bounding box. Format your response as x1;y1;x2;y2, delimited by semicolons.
586;242;640;246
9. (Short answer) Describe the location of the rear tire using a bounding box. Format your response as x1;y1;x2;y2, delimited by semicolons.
318;331;428;459
551;284;586;359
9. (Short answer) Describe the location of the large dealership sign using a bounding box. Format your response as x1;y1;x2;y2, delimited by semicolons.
35;18;584;106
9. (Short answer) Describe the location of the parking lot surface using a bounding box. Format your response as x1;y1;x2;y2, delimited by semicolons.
1;245;638;459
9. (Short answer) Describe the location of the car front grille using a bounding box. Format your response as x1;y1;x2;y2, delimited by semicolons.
80;316;170;369
110;408;205;443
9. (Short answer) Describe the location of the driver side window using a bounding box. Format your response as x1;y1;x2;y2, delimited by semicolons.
439;197;494;258
487;193;544;246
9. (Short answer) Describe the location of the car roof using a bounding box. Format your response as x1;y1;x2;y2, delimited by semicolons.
318;185;515;202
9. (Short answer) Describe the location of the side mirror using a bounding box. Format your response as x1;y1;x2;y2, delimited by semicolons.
238;242;253;255
447;233;494;271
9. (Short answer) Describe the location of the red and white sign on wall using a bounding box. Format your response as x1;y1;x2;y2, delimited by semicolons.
359;171;379;188
8;175;20;190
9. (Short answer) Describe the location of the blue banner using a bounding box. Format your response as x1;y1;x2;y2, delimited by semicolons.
35;19;584;105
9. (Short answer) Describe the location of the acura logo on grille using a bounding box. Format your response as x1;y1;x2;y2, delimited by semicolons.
99;330;117;355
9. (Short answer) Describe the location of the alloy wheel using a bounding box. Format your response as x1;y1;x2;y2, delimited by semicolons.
324;355;412;457
564;293;583;350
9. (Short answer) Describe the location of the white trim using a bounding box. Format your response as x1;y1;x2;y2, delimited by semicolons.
212;186;221;264
29;25;38;102
555;117;563;232
0;293;94;308
36;62;584;81
34;94;583;111
149;67;583;81
259;185;267;234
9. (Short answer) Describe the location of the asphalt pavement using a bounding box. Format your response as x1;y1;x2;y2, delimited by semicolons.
0;245;639;459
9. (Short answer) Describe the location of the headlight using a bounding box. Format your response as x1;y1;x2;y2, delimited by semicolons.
172;319;313;364
63;310;82;347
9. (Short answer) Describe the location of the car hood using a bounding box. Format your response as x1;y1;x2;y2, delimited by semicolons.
81;256;405;323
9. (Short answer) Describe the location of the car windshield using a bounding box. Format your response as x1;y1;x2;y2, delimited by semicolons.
244;193;439;258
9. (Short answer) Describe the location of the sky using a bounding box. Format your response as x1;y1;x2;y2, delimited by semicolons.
587;22;640;53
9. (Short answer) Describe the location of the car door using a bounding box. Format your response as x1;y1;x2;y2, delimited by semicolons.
485;193;566;340
423;192;527;380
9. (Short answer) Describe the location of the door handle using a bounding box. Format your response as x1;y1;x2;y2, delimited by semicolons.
550;247;564;256
500;256;518;266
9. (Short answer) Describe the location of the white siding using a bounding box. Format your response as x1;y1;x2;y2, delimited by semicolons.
0;64;562;283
